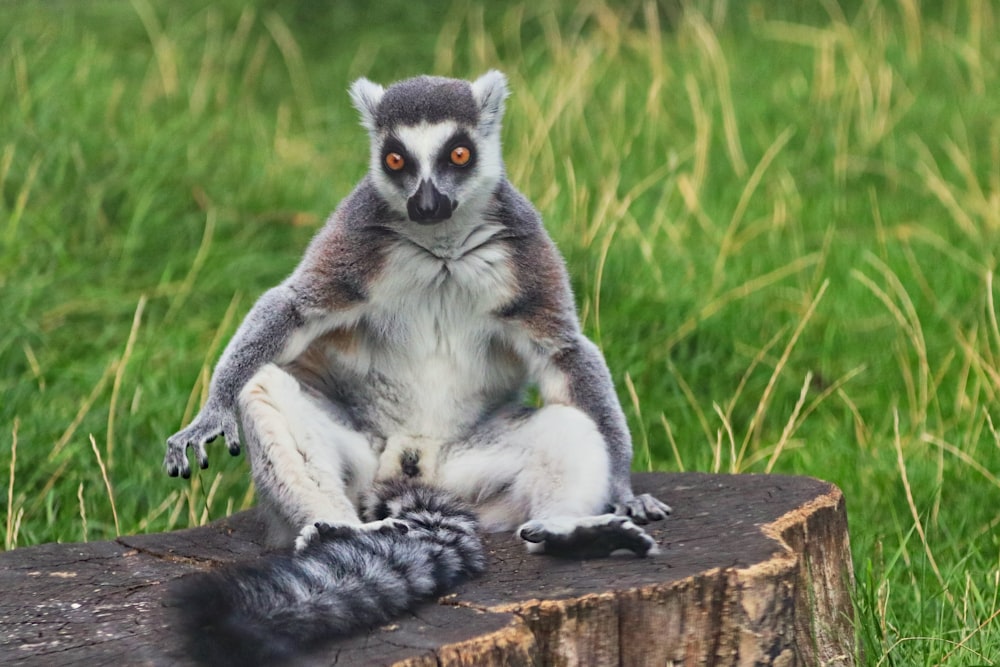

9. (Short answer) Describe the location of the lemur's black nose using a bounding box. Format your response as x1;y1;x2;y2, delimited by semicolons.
407;179;454;223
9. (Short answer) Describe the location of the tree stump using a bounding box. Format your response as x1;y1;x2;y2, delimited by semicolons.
0;472;857;666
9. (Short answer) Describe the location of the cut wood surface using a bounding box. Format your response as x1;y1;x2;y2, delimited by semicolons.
0;472;857;666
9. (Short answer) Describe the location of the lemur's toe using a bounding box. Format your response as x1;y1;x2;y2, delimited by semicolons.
294;524;320;552
374;518;410;535
516;520;549;543
616;520;659;557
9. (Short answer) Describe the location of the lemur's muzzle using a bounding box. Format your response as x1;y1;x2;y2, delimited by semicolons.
407;179;454;224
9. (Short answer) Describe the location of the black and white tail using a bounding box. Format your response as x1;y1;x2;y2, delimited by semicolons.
169;480;484;667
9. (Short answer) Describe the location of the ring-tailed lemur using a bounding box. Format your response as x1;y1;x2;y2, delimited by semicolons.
164;71;671;654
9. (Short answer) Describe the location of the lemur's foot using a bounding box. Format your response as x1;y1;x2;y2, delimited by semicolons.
611;493;672;524
517;514;658;558
294;517;410;552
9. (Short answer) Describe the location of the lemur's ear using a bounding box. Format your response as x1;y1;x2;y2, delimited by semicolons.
349;78;385;132
471;70;509;135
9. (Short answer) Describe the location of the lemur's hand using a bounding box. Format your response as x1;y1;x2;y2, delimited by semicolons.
611;493;672;525
164;402;241;478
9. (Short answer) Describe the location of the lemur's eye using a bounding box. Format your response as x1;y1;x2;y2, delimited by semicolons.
450;146;471;166
385;152;405;171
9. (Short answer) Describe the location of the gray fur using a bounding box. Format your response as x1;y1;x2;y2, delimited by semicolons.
170;480;484;667
164;71;671;648
372;75;479;130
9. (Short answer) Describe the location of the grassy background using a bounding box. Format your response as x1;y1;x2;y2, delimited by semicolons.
2;0;999;663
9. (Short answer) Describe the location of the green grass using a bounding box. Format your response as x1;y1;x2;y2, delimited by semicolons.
2;0;999;663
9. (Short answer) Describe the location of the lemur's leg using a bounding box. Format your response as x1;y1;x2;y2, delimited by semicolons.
239;363;378;549
437;404;656;557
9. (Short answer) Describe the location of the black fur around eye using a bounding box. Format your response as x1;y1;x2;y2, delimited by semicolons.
381;138;411;175
442;131;476;169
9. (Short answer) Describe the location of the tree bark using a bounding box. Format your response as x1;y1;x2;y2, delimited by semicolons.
0;472;858;666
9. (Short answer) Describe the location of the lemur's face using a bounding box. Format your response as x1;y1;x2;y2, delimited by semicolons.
375;122;486;224
349;73;509;225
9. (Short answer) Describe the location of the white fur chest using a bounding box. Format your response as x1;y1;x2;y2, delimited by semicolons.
373;221;514;318
344;221;523;438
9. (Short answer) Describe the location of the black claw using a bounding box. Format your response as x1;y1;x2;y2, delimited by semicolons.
205;434;217;444
181;468;191;479
228;443;241;456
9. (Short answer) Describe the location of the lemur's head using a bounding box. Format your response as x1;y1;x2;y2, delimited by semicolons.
349;71;508;224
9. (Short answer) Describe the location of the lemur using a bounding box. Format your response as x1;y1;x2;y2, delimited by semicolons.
164;71;671;660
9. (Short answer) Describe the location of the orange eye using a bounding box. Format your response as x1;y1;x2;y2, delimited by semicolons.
385;152;405;171
450;146;471;166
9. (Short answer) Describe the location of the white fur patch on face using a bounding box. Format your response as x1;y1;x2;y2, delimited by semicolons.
371;119;502;219
394;122;459;183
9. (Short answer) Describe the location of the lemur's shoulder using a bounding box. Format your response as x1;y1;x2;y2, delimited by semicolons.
489;180;580;342
291;177;398;309
489;179;542;233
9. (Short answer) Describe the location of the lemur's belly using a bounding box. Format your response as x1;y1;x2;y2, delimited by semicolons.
289;232;522;440
377;346;522;438
289;313;526;441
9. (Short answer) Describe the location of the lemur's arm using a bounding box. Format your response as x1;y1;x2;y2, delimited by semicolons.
497;187;670;522
164;284;322;478
534;333;671;523
165;190;386;478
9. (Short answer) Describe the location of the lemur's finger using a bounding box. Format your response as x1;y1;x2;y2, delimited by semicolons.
174;449;191;479
624;527;659;557
218;415;241;455
619;494;672;523
637;494;672;520
516;520;549;543
628;505;653;522
194;441;209;470
609;502;630;517
164;437;189;478
623;503;651;524
163;452;179;477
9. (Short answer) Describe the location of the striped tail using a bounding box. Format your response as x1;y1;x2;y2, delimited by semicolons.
169;479;484;667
